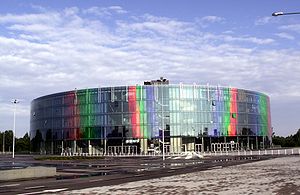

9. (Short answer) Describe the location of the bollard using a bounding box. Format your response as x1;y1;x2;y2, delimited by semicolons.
285;149;287;155
244;150;246;156
250;150;252;155
291;149;293;155
264;150;267;155
259;150;261;155
271;150;273;155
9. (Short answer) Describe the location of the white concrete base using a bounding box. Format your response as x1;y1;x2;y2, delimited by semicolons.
0;166;56;181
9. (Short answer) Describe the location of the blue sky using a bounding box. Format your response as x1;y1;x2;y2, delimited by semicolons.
0;0;300;137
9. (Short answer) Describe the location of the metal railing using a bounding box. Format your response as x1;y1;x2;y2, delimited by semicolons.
60;148;300;157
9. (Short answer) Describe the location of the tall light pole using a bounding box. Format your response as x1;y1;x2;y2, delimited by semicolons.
12;99;19;159
272;11;300;16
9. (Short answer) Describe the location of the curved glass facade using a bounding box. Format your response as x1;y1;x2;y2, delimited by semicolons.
30;84;272;154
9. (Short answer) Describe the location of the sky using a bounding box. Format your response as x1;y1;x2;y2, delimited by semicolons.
0;0;300;137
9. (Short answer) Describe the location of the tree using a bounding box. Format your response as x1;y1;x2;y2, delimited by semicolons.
292;129;300;147
272;135;285;146
272;129;300;147
0;131;31;153
4;130;13;152
0;132;3;152
16;132;30;153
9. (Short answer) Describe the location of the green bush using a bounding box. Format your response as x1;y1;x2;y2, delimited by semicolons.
273;129;300;147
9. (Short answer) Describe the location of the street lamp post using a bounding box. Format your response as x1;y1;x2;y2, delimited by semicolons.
12;99;19;159
272;11;300;16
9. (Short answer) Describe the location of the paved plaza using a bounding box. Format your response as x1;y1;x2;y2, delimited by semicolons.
62;156;300;195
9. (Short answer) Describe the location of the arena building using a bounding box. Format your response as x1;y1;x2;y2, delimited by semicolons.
30;78;272;155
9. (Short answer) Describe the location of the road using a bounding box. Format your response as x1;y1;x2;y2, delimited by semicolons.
0;154;278;195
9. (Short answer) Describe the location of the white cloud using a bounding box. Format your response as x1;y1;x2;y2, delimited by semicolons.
279;24;300;33
83;6;127;17
255;16;273;25
0;12;61;25
199;15;224;23
195;15;225;28
0;6;299;136
64;7;80;16
117;14;194;37
0;102;29;117
8;24;53;32
275;32;294;40
108;6;127;14
222;35;274;45
197;33;274;45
